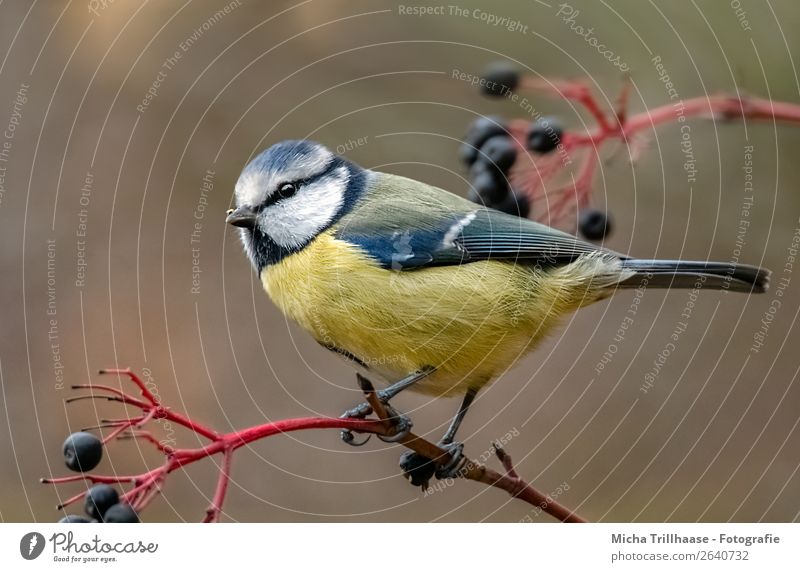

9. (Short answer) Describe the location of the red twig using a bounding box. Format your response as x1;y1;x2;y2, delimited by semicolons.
522;77;614;132
44;368;586;523
470;448;585;523
508;76;800;230
99;368;159;405
97;369;219;440
203;447;233;523
119;430;175;455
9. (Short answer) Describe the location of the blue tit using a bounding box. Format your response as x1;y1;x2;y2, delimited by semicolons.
226;140;770;464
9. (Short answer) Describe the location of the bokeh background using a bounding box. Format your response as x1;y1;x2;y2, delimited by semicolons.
1;0;799;522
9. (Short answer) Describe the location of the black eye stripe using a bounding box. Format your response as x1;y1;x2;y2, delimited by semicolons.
262;181;300;208
259;158;341;209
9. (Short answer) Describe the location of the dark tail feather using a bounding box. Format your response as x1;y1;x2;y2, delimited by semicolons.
618;259;770;293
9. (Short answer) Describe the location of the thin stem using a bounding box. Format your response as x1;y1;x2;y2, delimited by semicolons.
133;478;164;512
65;394;124;404
70;384;149;409
494;444;520;480
99;368;159;405
42;474;137;485
521;76;613;132
203;447;233;523
119;430;175;455
159;408;219;442
56;489;90;511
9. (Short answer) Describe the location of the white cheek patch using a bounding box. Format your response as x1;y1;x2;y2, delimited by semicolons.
263;166;348;249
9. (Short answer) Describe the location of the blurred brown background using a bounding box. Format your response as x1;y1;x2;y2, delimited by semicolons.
0;0;799;522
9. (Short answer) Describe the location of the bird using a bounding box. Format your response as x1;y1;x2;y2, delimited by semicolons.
226;139;770;481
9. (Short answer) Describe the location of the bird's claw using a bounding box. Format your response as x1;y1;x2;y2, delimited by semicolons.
339;402;375;447
399;450;436;489
340;399;412;446
340;369;433;448
399;441;466;488
376;406;413;443
341;401;373;420
340;429;371;447
434;442;466;480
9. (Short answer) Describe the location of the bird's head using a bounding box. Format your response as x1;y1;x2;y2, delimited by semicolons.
227;140;366;271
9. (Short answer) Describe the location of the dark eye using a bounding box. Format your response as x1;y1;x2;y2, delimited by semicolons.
277;182;298;199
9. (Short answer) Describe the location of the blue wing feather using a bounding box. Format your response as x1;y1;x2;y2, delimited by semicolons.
333;172;615;270
337;208;608;270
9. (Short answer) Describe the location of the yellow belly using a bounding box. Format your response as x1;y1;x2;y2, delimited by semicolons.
261;231;611;396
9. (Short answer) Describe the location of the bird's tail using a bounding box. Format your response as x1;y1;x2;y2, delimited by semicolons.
617;259;770;293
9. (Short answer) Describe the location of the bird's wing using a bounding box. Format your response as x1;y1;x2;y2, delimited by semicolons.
333;172;616;270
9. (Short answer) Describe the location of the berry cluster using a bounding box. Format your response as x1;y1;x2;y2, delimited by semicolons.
464;62;800;242
57;432;139;522
461;115;529;217
462;61;618;241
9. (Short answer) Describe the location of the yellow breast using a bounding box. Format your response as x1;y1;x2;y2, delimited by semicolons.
261;230;606;396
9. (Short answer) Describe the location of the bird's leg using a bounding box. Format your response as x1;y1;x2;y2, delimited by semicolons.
434;387;477;478
339;367;435;446
341;366;434;417
400;387;479;487
440;387;478;446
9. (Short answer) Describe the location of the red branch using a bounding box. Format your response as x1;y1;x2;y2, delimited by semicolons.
506;76;800;230
43;369;585;523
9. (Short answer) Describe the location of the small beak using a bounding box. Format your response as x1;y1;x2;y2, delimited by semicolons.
226;207;257;229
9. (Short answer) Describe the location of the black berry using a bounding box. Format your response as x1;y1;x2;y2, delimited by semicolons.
103;503;140;523
476;136;517;174
58;515;91;523
492;189;531;218
399;450;436;489
84;485;120;521
469;169;509;204
481;61;519;97
63;432;103;473
459;142;479;166
579;209;612;240
527;117;563;154
462;116;508;166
